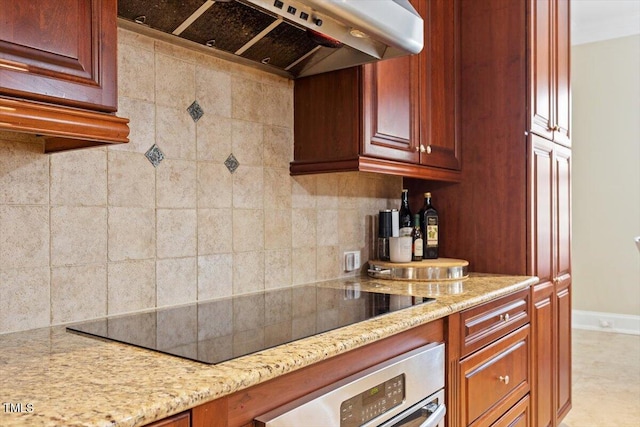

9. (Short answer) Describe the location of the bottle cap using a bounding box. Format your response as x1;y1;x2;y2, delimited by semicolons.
424;192;431;197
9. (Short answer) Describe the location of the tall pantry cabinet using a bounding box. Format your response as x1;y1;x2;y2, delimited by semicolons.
530;1;572;425
406;0;572;426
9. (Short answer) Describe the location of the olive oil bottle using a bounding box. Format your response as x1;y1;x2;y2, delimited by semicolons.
420;192;439;259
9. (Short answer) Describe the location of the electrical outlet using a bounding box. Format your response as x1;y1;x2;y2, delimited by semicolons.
344;251;361;272
599;319;613;328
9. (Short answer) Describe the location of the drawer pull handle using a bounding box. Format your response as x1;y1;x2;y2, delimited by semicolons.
500;313;510;322
499;375;510;384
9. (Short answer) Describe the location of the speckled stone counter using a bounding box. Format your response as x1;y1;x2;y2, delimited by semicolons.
0;273;537;427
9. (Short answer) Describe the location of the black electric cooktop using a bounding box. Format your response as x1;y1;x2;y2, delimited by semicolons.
67;283;434;364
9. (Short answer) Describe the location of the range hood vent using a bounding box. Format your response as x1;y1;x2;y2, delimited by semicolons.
117;0;423;78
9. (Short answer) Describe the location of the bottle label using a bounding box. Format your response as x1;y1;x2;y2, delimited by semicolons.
399;227;413;237
427;220;438;247
414;238;423;257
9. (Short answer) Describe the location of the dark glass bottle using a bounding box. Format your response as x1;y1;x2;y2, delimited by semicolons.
420;192;439;259
411;214;423;261
399;189;412;232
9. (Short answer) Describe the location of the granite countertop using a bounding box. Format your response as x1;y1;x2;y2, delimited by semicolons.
0;273;537;427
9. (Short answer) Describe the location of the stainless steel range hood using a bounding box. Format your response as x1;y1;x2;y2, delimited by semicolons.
117;0;423;78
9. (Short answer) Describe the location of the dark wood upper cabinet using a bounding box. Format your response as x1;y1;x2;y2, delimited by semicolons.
0;0;116;111
0;0;129;152
530;0;571;147
292;0;461;181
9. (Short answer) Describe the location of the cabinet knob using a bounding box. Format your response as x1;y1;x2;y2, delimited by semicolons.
500;313;510;322
499;375;510;385
420;144;426;153
426;144;432;154
415;146;420;152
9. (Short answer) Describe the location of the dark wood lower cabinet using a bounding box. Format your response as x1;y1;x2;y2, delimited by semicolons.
190;320;444;427
531;279;572;427
447;289;532;427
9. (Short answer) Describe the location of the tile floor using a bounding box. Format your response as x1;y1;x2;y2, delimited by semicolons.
560;329;640;427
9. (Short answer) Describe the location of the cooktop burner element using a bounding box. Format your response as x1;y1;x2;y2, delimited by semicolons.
67;283;434;364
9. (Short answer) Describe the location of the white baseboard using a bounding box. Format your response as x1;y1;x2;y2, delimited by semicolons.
572;310;640;335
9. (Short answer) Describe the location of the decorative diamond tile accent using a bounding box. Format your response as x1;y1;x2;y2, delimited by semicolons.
224;154;239;174
145;144;165;167
187;100;204;122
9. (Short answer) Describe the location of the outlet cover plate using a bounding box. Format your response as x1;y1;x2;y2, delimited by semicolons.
344;251;361;272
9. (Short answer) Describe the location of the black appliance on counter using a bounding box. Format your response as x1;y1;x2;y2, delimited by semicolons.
67;282;434;364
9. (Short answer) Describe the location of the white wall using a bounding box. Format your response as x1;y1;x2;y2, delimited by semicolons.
571;35;640;327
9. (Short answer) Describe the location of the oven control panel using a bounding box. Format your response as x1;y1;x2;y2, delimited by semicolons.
339;374;405;427
254;343;444;427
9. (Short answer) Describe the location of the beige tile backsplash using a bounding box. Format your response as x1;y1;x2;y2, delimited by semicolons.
0;27;402;335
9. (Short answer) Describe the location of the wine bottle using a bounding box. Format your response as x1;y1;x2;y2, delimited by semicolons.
399;189;412;235
411;214;423;261
420;192;439;259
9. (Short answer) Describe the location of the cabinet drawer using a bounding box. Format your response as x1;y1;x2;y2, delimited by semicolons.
460;325;530;427
460;289;529;357
145;410;190;427
491;395;529;427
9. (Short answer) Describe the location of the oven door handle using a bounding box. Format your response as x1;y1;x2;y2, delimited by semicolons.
377;398;446;427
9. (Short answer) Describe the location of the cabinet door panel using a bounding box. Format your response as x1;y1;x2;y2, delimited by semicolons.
370;58;412;143
531;281;554;427
556;279;571;421
554;0;571;146
530;0;553;139
555;145;571;278
362;58;418;163
0;1;85;61
293;67;361;163
418;0;461;170
0;0;117;111
530;136;554;284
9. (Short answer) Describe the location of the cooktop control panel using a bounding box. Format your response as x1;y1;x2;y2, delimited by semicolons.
339;374;405;427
